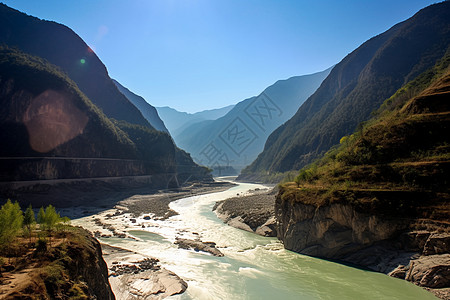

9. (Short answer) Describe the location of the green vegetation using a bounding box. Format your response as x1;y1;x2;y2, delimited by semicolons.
243;2;450;178
0;200;105;298
281;51;450;223
0;201;70;255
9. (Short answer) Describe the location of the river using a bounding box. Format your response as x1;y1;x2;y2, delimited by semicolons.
72;180;437;299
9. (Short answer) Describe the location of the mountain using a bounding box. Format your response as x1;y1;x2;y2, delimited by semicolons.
174;68;332;174
0;4;212;193
240;1;450;182
156;105;234;137
275;47;450;296
0;3;150;128
113;79;169;133
0;47;173;178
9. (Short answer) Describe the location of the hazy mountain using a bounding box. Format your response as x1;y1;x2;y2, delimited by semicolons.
0;3;150;128
240;1;450;182
174;68;332;174
113;79;169;133
156;105;234;136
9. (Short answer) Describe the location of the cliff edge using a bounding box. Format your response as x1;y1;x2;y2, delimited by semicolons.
275;51;450;298
0;226;114;299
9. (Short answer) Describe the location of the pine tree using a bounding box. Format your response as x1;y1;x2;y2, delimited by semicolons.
0;200;23;262
37;207;45;228
23;204;36;244
43;205;61;247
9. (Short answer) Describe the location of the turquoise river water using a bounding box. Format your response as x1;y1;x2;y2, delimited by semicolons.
73;180;437;299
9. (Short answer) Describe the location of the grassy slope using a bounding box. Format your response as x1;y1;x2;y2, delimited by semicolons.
280;51;450;227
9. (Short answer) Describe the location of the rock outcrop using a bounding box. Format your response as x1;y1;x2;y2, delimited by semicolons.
68;228;116;299
174;238;224;257
213;191;277;237
275;200;405;258
275;193;450;298
102;244;188;299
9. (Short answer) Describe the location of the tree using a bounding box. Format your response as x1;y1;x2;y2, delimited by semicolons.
37;207;46;228
0;200;23;262
43;205;61;247
23;204;36;244
44;205;60;232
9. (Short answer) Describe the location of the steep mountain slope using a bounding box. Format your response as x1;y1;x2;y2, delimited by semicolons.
0;3;150;128
0;4;212;190
156;105;234;136
241;1;450;181
175;68;332;174
113;79;169;133
276;50;450;296
0;47;176;184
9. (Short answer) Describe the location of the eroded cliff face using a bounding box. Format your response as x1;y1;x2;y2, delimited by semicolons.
275;192;450;298
69;228;116;299
275;197;405;258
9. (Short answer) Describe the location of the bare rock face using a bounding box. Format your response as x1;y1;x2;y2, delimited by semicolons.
255;216;277;237
391;255;450;288
275;192;450;299
109;268;187;300
275;200;404;258
423;234;450;256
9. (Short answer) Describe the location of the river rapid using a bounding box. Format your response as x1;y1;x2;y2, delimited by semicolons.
73;180;437;300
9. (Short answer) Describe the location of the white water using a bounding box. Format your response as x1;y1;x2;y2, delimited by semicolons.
73;181;437;299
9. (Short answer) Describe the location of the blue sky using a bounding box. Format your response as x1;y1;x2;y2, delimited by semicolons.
2;0;436;113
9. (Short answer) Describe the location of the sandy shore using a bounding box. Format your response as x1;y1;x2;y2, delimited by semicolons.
213;187;277;237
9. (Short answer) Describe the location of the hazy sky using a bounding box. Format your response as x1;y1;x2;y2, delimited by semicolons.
3;0;435;113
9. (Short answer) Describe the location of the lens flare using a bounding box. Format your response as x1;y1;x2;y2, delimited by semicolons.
23;89;88;153
80;58;86;64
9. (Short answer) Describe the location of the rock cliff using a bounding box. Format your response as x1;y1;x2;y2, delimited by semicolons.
275;191;450;298
0;227;115;299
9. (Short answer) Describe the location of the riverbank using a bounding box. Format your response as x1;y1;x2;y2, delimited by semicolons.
62;180;235;220
213;187;277;237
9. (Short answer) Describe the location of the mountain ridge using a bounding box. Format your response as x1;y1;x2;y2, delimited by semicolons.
240;1;450;181
0;3;151;128
156;105;234;137
113;79;169;133
175;68;332;174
